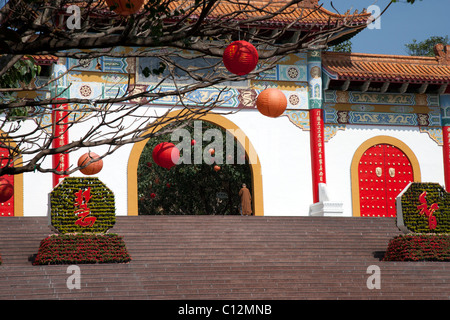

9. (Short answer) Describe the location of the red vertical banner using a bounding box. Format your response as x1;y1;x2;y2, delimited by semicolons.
443;126;450;192
310;108;326;203
0;146;14;216
52;101;69;187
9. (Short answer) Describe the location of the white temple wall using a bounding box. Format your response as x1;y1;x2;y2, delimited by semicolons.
227;110;313;216
18;106;315;216
17;108;445;217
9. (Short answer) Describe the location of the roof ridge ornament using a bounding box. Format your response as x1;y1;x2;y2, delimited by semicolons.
434;43;450;65
299;0;319;8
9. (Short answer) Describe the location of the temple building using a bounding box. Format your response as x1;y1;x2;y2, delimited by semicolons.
1;0;449;219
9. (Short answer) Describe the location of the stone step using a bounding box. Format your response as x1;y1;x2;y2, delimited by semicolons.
1;216;450;300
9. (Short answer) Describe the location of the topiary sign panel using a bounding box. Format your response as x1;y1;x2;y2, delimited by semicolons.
396;182;450;234
49;177;116;234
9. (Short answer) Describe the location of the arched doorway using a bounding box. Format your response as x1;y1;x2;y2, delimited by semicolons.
136;121;252;215
127;111;264;216
351;136;421;217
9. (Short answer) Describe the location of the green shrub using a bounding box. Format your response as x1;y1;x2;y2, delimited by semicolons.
137;121;252;215
50;177;115;234
399;182;450;234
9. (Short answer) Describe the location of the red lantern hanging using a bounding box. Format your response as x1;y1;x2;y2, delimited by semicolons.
152;142;180;170
223;40;259;76
105;0;144;15
256;88;288;118
213;165;221;172
0;178;13;203
78;152;103;175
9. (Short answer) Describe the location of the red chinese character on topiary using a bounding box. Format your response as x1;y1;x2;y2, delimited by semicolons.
417;191;439;230
74;188;97;227
396;182;448;234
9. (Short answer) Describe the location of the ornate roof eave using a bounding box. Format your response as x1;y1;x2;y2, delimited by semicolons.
21;55;58;66
171;3;372;30
322;49;450;95
72;1;371;32
52;1;371;51
179;3;371;47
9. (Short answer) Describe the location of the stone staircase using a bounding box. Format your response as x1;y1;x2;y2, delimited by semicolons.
0;215;449;300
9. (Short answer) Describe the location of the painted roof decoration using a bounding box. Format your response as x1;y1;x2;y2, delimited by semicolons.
323;45;450;94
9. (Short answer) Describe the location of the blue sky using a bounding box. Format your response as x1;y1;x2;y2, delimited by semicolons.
320;0;450;55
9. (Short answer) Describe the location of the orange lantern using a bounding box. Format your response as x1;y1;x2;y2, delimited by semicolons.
256;88;287;118
105;0;144;15
223;40;259;76
152;142;180;170
213;165;221;172
0;178;13;203
78;152;103;175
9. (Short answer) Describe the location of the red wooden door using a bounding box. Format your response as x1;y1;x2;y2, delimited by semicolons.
358;144;414;217
0;146;14;217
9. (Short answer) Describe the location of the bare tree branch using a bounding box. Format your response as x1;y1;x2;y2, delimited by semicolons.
0;0;374;176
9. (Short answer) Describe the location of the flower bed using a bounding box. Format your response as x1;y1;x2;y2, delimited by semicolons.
383;234;450;261
33;234;131;265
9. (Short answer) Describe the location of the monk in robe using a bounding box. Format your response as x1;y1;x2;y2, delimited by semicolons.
239;183;252;216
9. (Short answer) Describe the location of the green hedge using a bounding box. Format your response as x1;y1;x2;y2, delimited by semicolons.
33;234;131;265
383;234;450;261
50;177;115;234
399;182;450;234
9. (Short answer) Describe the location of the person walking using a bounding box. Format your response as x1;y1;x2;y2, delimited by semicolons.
239;183;252;216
